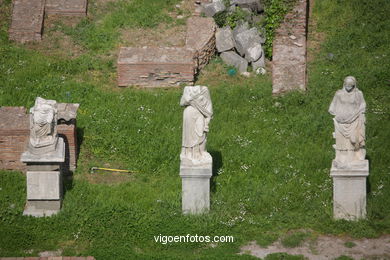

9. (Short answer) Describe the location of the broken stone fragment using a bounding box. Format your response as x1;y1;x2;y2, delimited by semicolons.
234;27;262;56
216;27;235;52
244;42;263;62
220;51;248;73
202;0;226;17
230;0;264;13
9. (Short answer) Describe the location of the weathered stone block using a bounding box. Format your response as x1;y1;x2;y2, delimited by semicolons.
330;160;369;220
252;51;265;69
234;27;262;56
220;51;248;72
117;47;196;87
9;0;45;43
202;0;225;17
231;0;264;13
245;42;262;62
216;27;235;53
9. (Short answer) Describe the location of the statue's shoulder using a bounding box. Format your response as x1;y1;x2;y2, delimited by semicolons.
334;89;344;97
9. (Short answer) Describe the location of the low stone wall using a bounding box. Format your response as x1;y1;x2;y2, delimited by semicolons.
0;106;78;173
272;0;308;94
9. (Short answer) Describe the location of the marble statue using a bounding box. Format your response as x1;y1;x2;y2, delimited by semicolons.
180;85;213;166
28;97;59;154
329;76;366;168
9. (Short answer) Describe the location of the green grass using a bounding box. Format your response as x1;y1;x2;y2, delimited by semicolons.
343;241;356;248
1;0;390;259
281;232;309;248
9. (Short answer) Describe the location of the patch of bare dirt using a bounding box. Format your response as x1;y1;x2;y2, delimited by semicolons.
120;22;187;48
240;234;390;260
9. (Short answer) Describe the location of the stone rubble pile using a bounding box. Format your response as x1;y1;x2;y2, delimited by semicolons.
201;0;267;74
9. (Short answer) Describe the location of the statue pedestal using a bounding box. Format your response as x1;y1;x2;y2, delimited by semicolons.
180;162;212;214
330;160;369;220
21;138;65;217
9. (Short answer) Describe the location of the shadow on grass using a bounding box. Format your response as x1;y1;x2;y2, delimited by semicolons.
210;150;223;193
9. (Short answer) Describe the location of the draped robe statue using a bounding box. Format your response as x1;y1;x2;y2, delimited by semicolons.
180;86;213;166
329;76;366;168
29;97;59;154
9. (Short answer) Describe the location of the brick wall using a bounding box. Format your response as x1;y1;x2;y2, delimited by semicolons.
117;47;196;87
0;107;29;172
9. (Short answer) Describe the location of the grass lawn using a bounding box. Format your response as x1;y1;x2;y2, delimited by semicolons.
1;0;390;259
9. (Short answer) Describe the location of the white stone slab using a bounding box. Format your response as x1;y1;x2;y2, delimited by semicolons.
27;171;62;200
21;137;65;163
330;160;369;220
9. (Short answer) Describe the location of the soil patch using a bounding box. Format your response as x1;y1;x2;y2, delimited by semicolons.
240;234;390;259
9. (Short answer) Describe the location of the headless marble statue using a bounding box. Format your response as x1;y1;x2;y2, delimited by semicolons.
180;85;213;166
329;76;366;168
29;97;59;155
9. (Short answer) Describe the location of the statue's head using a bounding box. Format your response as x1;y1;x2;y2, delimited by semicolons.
343;76;357;93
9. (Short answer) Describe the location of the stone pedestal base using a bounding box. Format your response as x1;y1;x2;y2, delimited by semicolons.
180;163;212;214
21;138;65;217
23;200;61;217
330;160;369;220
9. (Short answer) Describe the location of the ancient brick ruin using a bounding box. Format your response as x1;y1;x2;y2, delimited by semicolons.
9;0;87;43
117;47;196;87
272;0;308;94
117;17;216;87
0;105;79;173
8;0;46;43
